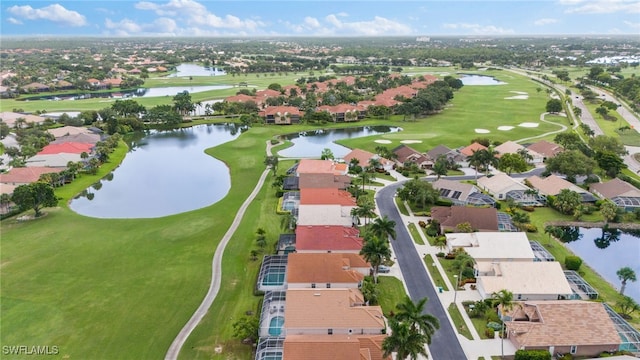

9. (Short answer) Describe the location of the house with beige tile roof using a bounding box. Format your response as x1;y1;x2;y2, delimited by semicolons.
0;112;46;127
475;261;574;300
445;232;536;262
296;159;348;176
477;174;545;206
526;175;597;202
260;106;302;125
527;140;564;160
25;153;82;168
590;178;640;211
47;126;94;138
503;301;621;357
284;289;386;336
286;253;369;289
494;141;544;164
342;149;393;171
297;204;356;227
316;104;363;122
432;178;495;207
282;335;390;360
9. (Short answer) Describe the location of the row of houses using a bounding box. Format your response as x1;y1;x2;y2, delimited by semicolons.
444;230;639;357
225;75;440;125
255;158;391;360
0;126;102;199
393;140;640;212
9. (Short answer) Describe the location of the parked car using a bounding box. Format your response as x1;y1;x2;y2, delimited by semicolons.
377;265;391;273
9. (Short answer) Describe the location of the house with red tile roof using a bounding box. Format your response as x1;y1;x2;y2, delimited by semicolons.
342;149;393;171
316;104;362;122
296;159;348;176
0;167;65;186
300;188;356;206
286;253;369;289
459;142;488;157
282;335;390;360
295;225;363;253
38;142;93;155
224;93;256;104
260;106;302;125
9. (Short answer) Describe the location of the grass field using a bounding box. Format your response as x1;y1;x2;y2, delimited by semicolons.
408;223;425;245
423;254;448;291
376;276;409;317
337;70;559;152
448;303;473;340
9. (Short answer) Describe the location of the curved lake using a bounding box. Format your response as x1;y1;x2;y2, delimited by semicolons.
69;124;243;219
560;226;640;302
460;74;506;86
278;126;401;158
168;63;227;77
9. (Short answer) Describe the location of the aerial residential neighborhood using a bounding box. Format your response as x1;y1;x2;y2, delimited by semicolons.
1;1;640;360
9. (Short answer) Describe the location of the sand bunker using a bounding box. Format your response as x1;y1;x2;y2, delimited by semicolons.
475;129;490;133
519;122;539;128
374;139;392;144
497;126;515;131
510;91;528;95
400;140;423;144
505;95;529;100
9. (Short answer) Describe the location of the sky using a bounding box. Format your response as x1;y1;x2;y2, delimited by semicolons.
1;0;639;37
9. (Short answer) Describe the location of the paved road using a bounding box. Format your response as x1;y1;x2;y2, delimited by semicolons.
376;182;468;360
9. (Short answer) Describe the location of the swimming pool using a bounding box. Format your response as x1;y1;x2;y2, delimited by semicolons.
269;316;284;336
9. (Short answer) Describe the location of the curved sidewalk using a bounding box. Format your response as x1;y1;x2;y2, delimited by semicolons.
165;144;272;360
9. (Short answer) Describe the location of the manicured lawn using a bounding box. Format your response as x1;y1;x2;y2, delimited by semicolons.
408;223;425;245
337;70;558;152
395;197;410;216
447;303;473;340
438;256;461;290
423;254;448;291
377;276;408;317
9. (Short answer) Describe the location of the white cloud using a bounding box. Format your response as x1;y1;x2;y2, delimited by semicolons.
319;14;412;35
134;0;264;30
7;4;87;27
561;0;640;14
534;18;559;26
442;23;515;35
7;17;23;25
304;17;321;28
104;17;177;36
624;20;640;28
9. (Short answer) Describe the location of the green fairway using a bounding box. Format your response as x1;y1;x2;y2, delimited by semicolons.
337;70;558;152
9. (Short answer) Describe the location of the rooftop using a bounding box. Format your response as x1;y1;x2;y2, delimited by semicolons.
477;261;573;296
446;232;535;261
300;188;356;206
286;253;367;285
295;225;363;252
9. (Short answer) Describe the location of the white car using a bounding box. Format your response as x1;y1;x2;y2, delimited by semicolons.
377;265;391;273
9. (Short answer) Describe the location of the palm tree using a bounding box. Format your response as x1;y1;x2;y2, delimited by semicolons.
483;147;500;175
468;150;484;181
359;169;371;195
370;215;396;240
453;251;475;285
394;296;440;341
491;289;515;360
600;200;618;224
353;198;376;225
359;234;391;283
382;318;430;360
616;267;637;295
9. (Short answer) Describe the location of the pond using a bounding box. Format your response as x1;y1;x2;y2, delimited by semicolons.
459;74;506;86
558;226;640;302
168;63;227;77
277;126;401;158
69;124;244;219
27;85;232;102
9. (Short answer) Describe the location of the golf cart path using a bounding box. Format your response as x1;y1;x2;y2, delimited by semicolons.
515;112;567;143
165;141;274;360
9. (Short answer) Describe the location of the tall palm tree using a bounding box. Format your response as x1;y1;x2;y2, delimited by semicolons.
468;150;484;181
491;289;515;360
482;147;500;175
359;234;391;283
370;215;396;240
382;318;430;360
616;267;637;296
353;198;376;225
394;296;440;342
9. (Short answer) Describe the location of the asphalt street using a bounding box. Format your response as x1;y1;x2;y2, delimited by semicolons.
376;182;467;360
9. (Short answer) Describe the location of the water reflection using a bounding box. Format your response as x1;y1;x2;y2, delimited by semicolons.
70;124;243;218
558;226;640;302
459;74;507;86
